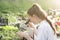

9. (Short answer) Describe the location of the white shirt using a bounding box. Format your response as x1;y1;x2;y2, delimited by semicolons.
36;20;57;40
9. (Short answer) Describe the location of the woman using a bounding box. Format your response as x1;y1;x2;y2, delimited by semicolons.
16;3;57;40
27;3;57;40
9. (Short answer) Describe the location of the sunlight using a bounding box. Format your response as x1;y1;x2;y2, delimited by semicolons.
51;0;60;9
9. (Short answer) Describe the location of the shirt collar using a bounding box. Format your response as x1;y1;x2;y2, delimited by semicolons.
34;20;46;28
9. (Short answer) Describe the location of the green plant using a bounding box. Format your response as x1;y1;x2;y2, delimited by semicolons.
0;25;20;40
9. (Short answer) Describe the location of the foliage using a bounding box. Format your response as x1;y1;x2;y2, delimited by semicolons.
0;25;20;40
0;0;52;14
0;0;55;40
0;0;52;23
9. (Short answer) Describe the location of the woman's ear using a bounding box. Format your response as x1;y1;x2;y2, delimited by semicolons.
33;15;38;18
33;15;36;17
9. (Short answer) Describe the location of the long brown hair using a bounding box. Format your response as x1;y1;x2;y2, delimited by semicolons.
27;3;56;33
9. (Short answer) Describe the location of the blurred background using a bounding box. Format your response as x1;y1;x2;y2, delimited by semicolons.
0;0;60;40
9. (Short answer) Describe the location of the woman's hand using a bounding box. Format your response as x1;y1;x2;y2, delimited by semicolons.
28;22;36;30
28;22;38;35
16;31;29;38
16;31;33;40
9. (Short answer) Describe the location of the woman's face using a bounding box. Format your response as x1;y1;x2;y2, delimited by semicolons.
28;15;41;24
28;15;35;23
